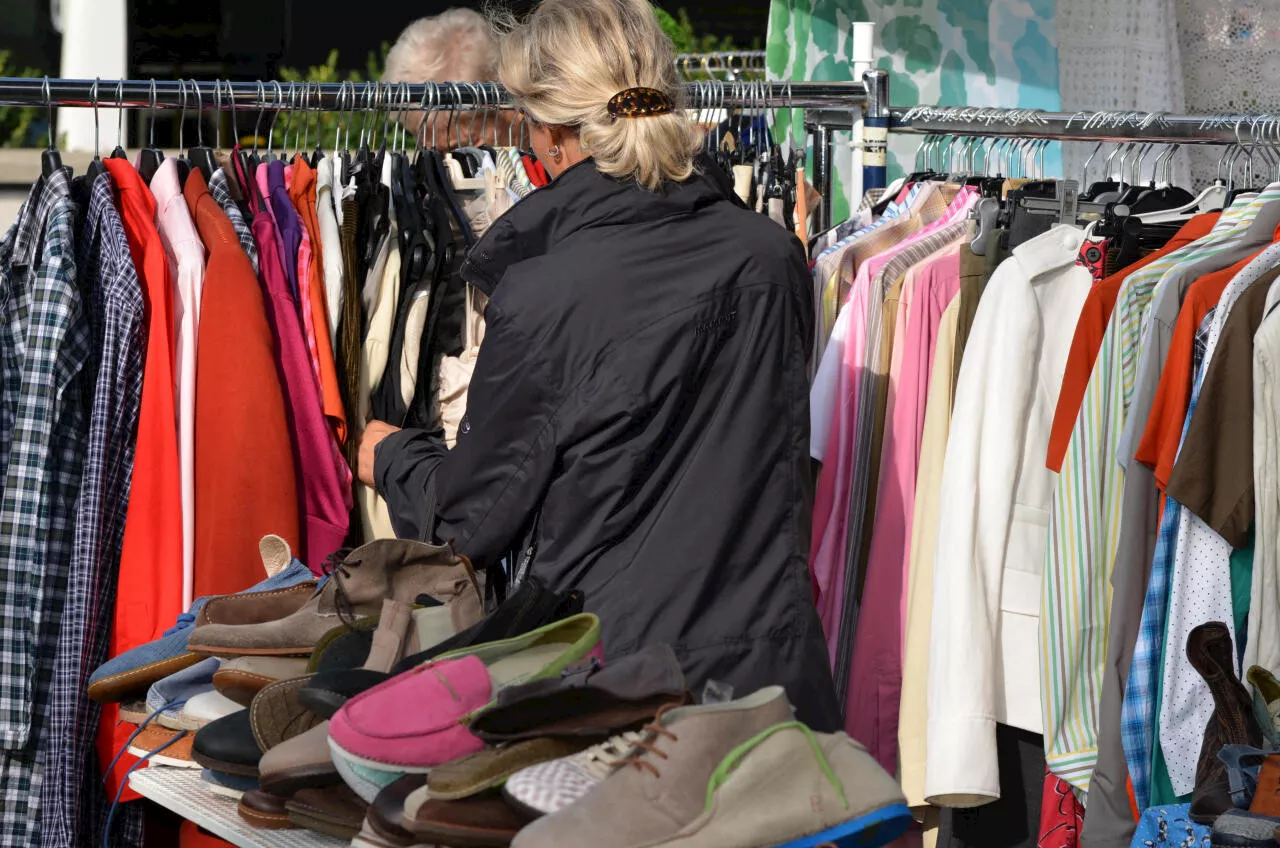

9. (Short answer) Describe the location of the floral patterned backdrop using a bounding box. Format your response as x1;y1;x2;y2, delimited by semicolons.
767;0;1061;224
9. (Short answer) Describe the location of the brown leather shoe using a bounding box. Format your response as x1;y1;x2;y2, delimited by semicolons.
238;789;296;829
187;540;482;657
366;775;426;846
214;657;311;706
405;791;528;846
287;783;368;840
1252;755;1280;817
1189;622;1264;824
194;582;317;629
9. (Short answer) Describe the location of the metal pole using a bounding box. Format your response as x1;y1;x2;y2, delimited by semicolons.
812;124;833;233
0;78;868;113
888;106;1280;145
861;69;890;192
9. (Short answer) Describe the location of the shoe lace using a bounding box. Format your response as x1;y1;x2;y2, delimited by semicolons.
579;731;647;781
162;611;196;637
616;703;684;778
321;548;362;628
101;701;190;848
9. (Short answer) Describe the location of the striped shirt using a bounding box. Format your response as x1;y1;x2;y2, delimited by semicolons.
1042;185;1280;798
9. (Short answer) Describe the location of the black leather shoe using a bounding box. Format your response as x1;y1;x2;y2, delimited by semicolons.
192;709;263;777
299;578;584;718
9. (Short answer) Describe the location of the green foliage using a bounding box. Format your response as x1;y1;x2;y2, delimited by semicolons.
271;45;388;150
0;51;41;148
657;7;738;55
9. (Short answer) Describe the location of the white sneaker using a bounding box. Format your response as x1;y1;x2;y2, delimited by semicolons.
503;731;644;816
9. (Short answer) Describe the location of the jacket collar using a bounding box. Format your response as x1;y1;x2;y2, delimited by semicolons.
460;155;733;295
1011;223;1087;281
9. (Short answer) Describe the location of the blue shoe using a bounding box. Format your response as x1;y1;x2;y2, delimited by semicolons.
88;536;313;703
201;768;259;800
148;657;221;730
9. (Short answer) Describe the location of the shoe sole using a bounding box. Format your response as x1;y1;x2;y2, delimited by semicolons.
329;740;412;804
501;786;555;820
155;713;214;732
286;805;363;841
259;763;342;797
201;780;249;801
405;819;519;847
127;747;202;769
191;749;261;778
213;670;277;707
350;822;415;848
771;802;913;848
237;798;296;830
187;644;314;658
118;701;150;725
327;736;434;776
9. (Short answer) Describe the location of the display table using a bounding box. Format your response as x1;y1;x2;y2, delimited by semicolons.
129;766;346;848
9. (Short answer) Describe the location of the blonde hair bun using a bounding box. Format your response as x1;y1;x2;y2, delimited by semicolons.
494;0;700;190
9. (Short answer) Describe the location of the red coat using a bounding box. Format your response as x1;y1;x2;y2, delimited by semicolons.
184;168;301;597
98;157;184;799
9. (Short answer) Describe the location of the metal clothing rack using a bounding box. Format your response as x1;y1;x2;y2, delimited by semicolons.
890;106;1280;144
675;51;767;80
0;74;887;234
0;77;871;114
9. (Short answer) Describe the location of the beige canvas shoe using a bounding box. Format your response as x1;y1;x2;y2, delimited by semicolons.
513;689;911;848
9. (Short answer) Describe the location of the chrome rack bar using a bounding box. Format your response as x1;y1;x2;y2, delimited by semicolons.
802;70;890;232
0;78;868;112
889;106;1280;145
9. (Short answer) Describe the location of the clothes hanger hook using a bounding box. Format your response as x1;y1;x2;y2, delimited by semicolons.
43;76;55;151
192;78;204;147
91;77;101;159
116;79;124;149
253;81;266;154
177;79;187;151
214;79;223;149
148;78;158;148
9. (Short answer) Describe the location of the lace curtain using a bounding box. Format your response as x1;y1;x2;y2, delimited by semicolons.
1059;0;1280;188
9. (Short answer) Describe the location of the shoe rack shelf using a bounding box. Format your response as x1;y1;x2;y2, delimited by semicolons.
130;766;347;848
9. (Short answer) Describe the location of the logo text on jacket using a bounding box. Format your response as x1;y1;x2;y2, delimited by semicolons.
694;310;737;337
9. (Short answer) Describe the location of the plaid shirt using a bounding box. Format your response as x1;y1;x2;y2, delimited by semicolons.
210;168;259;276
40;172;146;848
0;168;94;842
1121;308;1216;809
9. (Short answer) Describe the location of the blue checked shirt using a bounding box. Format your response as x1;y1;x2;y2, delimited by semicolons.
210;167;259;276
1121;308;1216;809
818;182;921;263
40;172;146;848
0;167;95;843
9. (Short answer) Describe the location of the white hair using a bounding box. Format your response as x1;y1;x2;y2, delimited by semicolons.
384;8;502;137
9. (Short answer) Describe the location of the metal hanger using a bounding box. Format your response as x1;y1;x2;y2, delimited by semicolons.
137;79;164;184
40;76;63;178
188;78;217;181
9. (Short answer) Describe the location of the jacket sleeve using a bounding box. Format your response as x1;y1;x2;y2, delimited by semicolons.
374;305;559;565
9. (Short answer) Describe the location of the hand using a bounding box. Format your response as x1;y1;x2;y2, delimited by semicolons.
358;420;401;488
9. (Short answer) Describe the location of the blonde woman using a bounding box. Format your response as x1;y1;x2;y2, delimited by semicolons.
360;0;839;729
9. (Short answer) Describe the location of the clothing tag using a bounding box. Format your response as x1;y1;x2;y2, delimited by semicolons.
1058;179;1079;224
701;679;734;705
